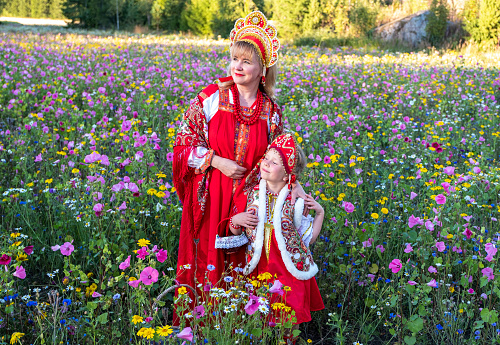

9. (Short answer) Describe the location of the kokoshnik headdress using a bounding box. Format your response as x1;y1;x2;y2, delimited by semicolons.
230;11;280;74
269;133;298;188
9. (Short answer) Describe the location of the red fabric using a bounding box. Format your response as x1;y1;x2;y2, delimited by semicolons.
173;85;283;324
255;235;325;324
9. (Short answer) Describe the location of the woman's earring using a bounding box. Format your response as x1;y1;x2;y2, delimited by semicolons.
261;76;266;86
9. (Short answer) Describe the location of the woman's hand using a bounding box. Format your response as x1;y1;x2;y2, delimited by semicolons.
211;155;247;179
232;212;259;229
303;194;324;216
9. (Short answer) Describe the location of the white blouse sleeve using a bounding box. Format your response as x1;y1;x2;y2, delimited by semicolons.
187;147;209;169
298;214;314;248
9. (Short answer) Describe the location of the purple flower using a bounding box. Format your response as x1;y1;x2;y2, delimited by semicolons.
119;255;131;270
343;202;354;213
60;242;74;256
376;245;385;253
404;243;413;253
93;203;104;217
408;280;417;285
410;192;417;200
435;241;446;252
435;194;446;205
389;259;402;273
244;294;260;315
13;265;26;279
140;266;159;286
136;247;149;259
428;266;437;273
425;220;435;232
408;214;423;228
427;279;438;288
156;249;168;263
194;305;205;319
482;267;494;281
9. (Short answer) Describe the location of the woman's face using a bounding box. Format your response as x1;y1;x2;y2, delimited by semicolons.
260;149;288;184
230;51;262;88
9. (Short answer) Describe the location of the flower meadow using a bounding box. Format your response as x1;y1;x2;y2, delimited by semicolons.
0;29;500;344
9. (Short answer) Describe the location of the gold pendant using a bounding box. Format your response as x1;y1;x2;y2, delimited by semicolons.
264;223;273;260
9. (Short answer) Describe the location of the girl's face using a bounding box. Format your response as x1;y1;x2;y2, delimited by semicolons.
260;149;288;183
230;51;262;88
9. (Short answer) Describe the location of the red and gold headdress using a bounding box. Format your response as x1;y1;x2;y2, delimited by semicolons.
230;11;280;69
269;133;298;186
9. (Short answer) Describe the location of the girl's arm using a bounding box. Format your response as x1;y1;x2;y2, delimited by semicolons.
303;194;324;245
230;211;259;235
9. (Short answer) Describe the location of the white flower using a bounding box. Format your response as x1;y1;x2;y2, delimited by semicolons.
258;304;269;315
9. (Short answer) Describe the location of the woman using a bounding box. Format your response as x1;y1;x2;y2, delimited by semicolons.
173;11;304;297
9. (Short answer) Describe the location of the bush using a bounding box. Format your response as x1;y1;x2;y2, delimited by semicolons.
464;0;500;47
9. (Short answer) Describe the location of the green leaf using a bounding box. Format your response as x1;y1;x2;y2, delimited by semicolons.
407;316;423;333
364;297;375;308
251;328;262;337
404;336;417;345
96;312;108;324
389;328;396;336
87;302;98;311
292;329;301;337
480;276;489;288
369;263;379;274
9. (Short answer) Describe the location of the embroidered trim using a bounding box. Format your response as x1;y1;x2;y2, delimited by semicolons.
215;234;249;249
195;149;214;174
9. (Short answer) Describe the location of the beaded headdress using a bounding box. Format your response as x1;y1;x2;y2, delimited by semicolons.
269;133;298;185
230;11;280;69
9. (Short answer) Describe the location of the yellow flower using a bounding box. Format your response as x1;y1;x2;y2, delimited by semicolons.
381;208;388;214
156;173;167;178
138;327;155;339
147;188;157;195
155;191;166;198
128;277;138;282
459;309;464;313
156;325;173;336
10;233;20;238
137;238;150;247
72;168;80;174
371;213;379;219
308;340;312;344
10;332;24;344
131;315;143;324
297;137;303;143
16;253;28;262
284;286;292;291
45;178;53;184
449;286;455;293
12;241;22;247
177;287;187;295
257;272;272;281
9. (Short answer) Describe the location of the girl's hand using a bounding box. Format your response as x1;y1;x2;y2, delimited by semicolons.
290;181;307;205
211;155;247;179
303;194;324;216
232;211;259;229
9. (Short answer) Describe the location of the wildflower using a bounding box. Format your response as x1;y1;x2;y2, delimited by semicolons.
381;208;388;214
60;242;74;256
207;264;216;271
482;267;494;281
194;305;205;319
178;287;187;295
410;192;417;200
140;267;159;286
132;315;143;324
119;255;131;270
343;201;354;213
177;327;193;342
138;327;155;339
269;280;284;296
13;266;26;279
10;332;24;344
435;194;446;205
0;254;12;265
371;213;379;219
136;246;149;259
404;243;413;253
157;325;173;336
427;279;438;288
435;242;446;252
245;294;260;315
137;239;150;247
389;259;402;273
156;249;168;263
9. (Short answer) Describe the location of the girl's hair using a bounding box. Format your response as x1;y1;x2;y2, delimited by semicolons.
292;144;306;179
218;41;278;100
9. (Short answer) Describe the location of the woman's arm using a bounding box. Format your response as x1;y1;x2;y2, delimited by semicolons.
211;155;247;180
229;211;259;235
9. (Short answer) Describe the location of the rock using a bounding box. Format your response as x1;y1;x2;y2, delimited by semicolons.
374;10;430;47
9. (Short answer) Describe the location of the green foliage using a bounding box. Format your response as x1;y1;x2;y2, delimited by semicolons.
465;0;500;47
211;0;260;38
180;0;214;36
426;0;449;46
348;0;378;36
271;0;309;37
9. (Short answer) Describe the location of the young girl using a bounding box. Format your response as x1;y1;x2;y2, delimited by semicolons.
218;133;325;339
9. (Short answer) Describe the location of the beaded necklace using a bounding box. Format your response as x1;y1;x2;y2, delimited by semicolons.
231;83;263;125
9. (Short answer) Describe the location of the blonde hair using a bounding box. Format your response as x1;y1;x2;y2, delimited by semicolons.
219;41;278;100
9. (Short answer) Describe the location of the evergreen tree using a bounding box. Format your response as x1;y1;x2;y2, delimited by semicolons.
49;0;65;18
151;0;168;30
180;0;214;36
303;0;322;32
426;0;449;46
271;0;309;37
211;0;259;38
31;0;48;17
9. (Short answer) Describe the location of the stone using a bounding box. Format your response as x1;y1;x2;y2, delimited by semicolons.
374;10;430;47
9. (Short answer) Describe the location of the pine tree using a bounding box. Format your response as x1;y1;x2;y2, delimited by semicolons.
151;0;168;30
426;0;449;46
303;0;322;32
180;0;215;36
211;0;259;38
49;0;65;18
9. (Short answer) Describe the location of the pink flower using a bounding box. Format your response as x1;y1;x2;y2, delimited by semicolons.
60;242;74;256
98;87;106;94
389;259;402;273
408;214;423;228
362;238;374;248
427;279;438;288
376;245;385;253
404;243;413;253
140;266;159;286
485;243;497;256
155;249;168;263
145;317;153;323
127;182;139;193
194;305;205;319
23;246;34;255
119;255;131;270
482;267;494;281
136;247;149;259
343;202;354;213
468;288;475;294
443;166;455;175
51;245;60;252
92;291;102;298
84;152;101;164
473;167;481;174
269;280;284;296
118;201;127;211
177;327;193;342
428;266;437;273
410;192;417;200
100;155;110;166
244;294;260;315
463;228;472;240
367;274;376;282
128;279;141;288
13;265;26;279
35;154;42;162
407;281;417;285
435;241;446;252
425;220;435;232
435;194;446;205
93;203;104;216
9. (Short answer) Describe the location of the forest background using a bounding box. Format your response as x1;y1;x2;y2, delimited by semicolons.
1;0;500;49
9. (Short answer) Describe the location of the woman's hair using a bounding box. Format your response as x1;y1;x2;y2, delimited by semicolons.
218;41;278;100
